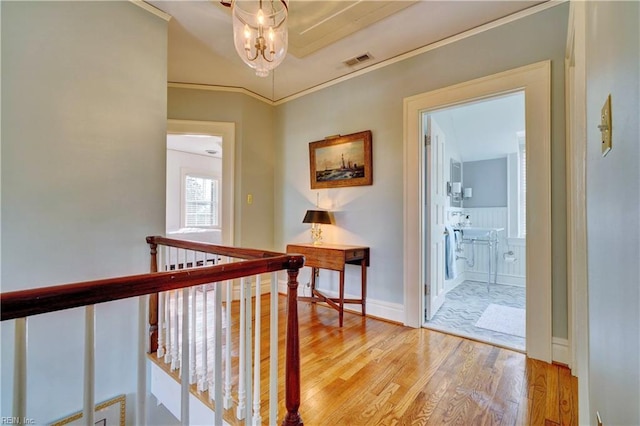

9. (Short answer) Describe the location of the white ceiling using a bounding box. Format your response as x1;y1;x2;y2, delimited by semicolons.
149;0;548;102
430;91;525;162
167;134;223;157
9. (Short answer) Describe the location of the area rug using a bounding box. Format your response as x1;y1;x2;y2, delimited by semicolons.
475;304;526;337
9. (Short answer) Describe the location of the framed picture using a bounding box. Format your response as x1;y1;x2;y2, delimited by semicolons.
50;395;126;426
309;130;373;189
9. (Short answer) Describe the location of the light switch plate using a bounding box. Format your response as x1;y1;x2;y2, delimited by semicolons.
600;94;612;156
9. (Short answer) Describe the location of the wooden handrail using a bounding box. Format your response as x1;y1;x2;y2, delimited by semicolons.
1;237;305;426
146;235;284;259
1;254;304;321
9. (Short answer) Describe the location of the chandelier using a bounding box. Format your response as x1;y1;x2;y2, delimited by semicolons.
224;0;289;77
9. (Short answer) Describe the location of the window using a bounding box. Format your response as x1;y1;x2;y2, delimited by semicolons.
184;174;220;228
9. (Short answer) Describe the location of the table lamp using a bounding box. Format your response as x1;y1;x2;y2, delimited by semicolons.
302;209;332;245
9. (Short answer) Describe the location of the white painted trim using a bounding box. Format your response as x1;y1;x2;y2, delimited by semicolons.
552;337;570;366
168;82;274;105
565;0;590;421
404;61;553;363
167;120;235;246
131;1;172;22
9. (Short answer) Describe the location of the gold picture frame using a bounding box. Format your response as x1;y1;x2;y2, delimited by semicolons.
309;130;373;189
50;394;126;426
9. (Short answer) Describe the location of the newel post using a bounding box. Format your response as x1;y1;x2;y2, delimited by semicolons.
282;256;304;426
147;238;159;353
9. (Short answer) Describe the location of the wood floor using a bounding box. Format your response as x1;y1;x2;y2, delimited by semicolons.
150;293;578;425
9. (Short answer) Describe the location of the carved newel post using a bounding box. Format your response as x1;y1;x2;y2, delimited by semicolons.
282;255;305;426
146;237;159;353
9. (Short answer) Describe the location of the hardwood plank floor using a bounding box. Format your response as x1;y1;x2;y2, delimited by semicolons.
150;293;578;425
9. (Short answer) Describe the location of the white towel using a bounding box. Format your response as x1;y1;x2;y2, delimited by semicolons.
444;225;457;280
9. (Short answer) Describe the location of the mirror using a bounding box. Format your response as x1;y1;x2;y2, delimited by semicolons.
449;159;462;207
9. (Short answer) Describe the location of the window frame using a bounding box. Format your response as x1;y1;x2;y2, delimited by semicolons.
181;169;221;230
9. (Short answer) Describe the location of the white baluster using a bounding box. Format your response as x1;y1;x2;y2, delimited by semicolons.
214;278;223;425
83;305;95;426
223;258;233;410
137;295;148;426
181;288;190;426
269;271;278;424
245;276;254;423
171;290;180;371
190;285;197;384
158;291;165;358
164;289;172;365
157;246;166;358
13;318;27;419
189;249;197;385
252;275;262;425
178;248;184;269
236;276;247;420
208;280;215;397
198;256;209;391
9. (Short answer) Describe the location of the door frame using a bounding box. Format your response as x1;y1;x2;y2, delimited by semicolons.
565;0;590;420
403;61;553;362
167;120;236;246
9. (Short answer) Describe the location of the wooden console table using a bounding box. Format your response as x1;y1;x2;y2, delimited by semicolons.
286;243;370;327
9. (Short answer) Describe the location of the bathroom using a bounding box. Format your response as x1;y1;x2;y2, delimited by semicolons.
423;92;527;351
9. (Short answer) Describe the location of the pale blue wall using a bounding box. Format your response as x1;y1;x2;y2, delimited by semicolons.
462;158;508;208
584;1;640;424
1;2;167;422
274;3;569;336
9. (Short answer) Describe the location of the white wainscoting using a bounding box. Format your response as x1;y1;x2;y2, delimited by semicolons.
460;207;526;286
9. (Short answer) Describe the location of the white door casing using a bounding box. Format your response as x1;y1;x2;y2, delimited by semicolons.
565;0;590;420
403;61;552;362
167;120;235;246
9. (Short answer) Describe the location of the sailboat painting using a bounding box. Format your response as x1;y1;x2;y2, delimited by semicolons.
309;130;373;189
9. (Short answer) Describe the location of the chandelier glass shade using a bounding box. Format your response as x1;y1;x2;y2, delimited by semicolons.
231;0;288;77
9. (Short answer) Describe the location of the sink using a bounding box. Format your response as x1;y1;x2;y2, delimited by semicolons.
456;227;504;240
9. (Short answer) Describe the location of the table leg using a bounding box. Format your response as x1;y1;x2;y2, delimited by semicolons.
310;267;317;303
339;270;345;327
361;259;367;317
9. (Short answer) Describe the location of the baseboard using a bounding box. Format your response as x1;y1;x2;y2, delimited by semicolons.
552;337;570;366
444;272;466;292
465;271;526;287
278;279;405;323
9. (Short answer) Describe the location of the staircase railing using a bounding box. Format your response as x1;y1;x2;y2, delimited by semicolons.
1;236;305;426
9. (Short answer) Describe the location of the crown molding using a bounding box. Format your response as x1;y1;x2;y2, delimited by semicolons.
131;1;172;22
275;0;566;105
167;82;275;105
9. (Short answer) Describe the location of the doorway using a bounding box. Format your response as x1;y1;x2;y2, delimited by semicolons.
166;120;235;246
403;61;552;362
422;93;527;352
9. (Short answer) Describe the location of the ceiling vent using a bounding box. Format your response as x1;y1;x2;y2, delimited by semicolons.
343;52;373;67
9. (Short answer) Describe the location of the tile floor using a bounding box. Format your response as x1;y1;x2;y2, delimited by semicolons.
424;280;526;351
